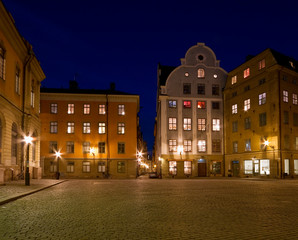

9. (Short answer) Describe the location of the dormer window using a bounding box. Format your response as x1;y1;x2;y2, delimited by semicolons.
244;68;250;78
197;68;205;78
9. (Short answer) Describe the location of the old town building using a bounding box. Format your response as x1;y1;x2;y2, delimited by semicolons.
224;49;298;178
0;1;45;183
40;83;140;179
155;43;227;178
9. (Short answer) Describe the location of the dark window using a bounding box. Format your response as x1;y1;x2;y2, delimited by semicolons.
244;117;251;129
212;139;221;152
66;141;74;153
259;113;267;126
294;113;298;126
49;141;57;153
118;142;125;154
244;85;250;91
232;121;238;132
183;84;191;94
212;102;220;109
259;78;266;85
232;91;237;97
117;161;125;173
284;111;289;124
212;84;220;96
197;84;205;95
98;142;105;153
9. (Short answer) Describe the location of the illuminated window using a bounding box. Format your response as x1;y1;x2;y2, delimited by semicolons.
198;140;206;152
245;139;251;151
183;140;192;152
183;83;191;94
212;84;220;96
232;104;237;114
98;142;105;153
197;68;205;78
232;121;238;132
197;84;205;95
212;102;220;109
50;103;58;114
68;104;75;114
244;117;251;129
15;67;20;94
231;75;237;85
184;161;191;175
212;139;221;152
67;162;74;173
259;112;266;126
98;122;106;134
83;142;90;153
260;159;270;175
233;141;238;153
118;143;125;154
117;122;125;134
198;118;206;131
84;104;90;114
169;139;177;152
98;162;105;172
49;141;57;153
295;137;298;150
283;90;288;102
117;161;125;172
244;68;250;78
212;119;220;131
50;122;58;133
83;122;91;134
169;161;177;175
118;105;125;115
183;118;191;131
197;101;206;109
66;141;74;153
169;100;177;108
244;160;253;174
293;94;298;105
244;99;250;111
67;122;74;134
258;59;265;70
294;160;298;175
183;101;191;108
99;104;106;114
82;161;91;172
0;46;5;80
259;93;266;105
168;117;177;130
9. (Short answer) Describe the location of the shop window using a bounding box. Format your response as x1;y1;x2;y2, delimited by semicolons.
244;160;253;174
184;161;192;175
260;159;270;175
212;162;221;174
284;159;290;175
169;161;177;175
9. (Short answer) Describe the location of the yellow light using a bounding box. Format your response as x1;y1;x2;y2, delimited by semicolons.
90;147;95;155
177;145;183;154
264;140;269;146
55;150;61;158
24;136;33;144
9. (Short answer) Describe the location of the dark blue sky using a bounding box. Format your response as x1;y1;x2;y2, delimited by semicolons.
3;0;298;152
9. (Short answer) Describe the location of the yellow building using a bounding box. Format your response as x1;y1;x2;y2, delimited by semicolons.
0;1;45;183
224;49;298;178
40;83;140;179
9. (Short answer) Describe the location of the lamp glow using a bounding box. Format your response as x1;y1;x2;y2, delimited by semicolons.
24;136;33;144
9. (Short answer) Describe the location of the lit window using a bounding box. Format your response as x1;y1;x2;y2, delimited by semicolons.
283;90;288;102
66;141;74;153
244;68;250;78
295;160;298;174
233;141;238;153
183;83;191;94
212;139;221;152
231;75;237;85
118;143;125;154
293;94;298;105
84;104;90;114
67;122;74;134
197;68;205;78
258;59;265;70
183;118;192;131
98;142;105;153
169;117;177;130
259;112;266;126
118;105;125;115
212;119;220;131
67;162;74;173
99;104;106;114
0;46;6;80
169;161;177;175
169;139;177;152
259;93;266;105
82;161;91;172
169;100;177;108
197;101;206;109
50;103;58;114
197;118;206;131
184;161;191;175
232;104;237;114
198;140;206;152
98;122;106;134
212;84;220;95
244;160;253;174
117;122;125;134
83;122;91;134
83;142;90;153
183;140;192;152
183;101;191;108
98;162;105;173
117;161;125;172
245;139;251;151
15;67;20;94
197;84;205;95
68;104;75;114
50;122;58;133
260;160;270;175
244;99;250;111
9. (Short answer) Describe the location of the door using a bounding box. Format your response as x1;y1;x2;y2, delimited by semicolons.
232;161;239;177
198;163;206;177
253;160;259;176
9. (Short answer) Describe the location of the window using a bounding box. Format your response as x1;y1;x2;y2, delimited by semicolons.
118;142;125;154
50;103;57;114
244;117;251;129
118;105;125;115
183;118;191;131
49;141;57;153
232;104;237;114
82;162;91;173
294;160;298;175
232;121;238;132
83;122;91;134
260;159;270;175
283;75;288;81
197;68;205;78
244;68;250;78
98;142;105;153
67;122;74;134
259;78;266;85
284;111;289;124
83;142;90;153
259;93;266;105
99;104;106;114
169;139;177;152
284;135;290;149
30;80;35;107
67;162;74;173
244;99;250;111
259;112;267;126
198;118;206;131
184;161;191;175
231;75;237;85
98;162;105;173
212;102;220;110
84;104;90;114
68;104;74;114
117;122;125;134
283;90;288;102
212;139;221;152
98;122;106;134
212;84;220;96
66;141;74;153
15;67;20;94
183;83;191;94
197;101;206;109
232;91;237;97
183;140;192;152
244;85;250;92
294;113;298;126
169;117;177;130
293;94;298;105
198;140;206;152
50;161;57;173
50;122;58;133
117;161;125;173
295;137;298;150
169;100;177;108
197;84;205;95
233;141;238;153
183;101;191;108
169;161;177;175
0;46;5;80
245;139;251;151
244;160;253;174
258;59;265;69
212;119;220;131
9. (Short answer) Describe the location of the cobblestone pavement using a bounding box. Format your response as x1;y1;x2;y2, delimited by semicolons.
0;178;297;240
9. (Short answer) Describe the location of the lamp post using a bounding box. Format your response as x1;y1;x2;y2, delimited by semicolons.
264;140;275;177
55;150;61;179
90;147;96;177
24;135;33;186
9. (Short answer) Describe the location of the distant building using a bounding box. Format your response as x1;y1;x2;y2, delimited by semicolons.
0;1;45;183
224;49;298;178
155;43;227;178
40;83;140;179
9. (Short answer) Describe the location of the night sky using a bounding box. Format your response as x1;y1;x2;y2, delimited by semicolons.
3;0;298;152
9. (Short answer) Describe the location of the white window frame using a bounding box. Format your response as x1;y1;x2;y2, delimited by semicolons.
198;140;206;152
99;104;106;115
198;118;206;131
244;99;250;111
67;122;74;134
183;140;192;152
283;90;288;102
84;104;90;114
98;122;106;134
259;93;266;105
183;118;192;131
212;119;220;131
293;93;298;105
232;104;237;114
169;139;177;152
68;103;75;114
118;104;125;115
169;117;177;130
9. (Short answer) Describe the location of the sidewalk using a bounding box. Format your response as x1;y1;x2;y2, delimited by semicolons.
0;179;66;206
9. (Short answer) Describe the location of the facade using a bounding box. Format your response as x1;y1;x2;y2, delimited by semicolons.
0;1;45;183
40;83;140;179
224;49;298;178
155;43;227;178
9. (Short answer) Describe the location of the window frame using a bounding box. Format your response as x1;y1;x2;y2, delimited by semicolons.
169;139;177;152
168;117;177;131
183;118;192;131
197;118;206;131
118;104;125;115
50;121;58;134
50;103;58;114
118;142;125;154
98;122;106;134
67;103;75;114
67;122;74;134
243;68;250;78
198;140;206;152
183;139;192;152
99;104;106;115
117;122;125;134
83;104;90;115
212;119;220;131
83;122;91;134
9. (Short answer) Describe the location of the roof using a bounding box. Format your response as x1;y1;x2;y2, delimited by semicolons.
270;49;298;73
158;64;176;86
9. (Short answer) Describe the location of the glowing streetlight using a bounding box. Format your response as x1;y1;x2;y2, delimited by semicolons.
264;140;270;146
55;150;61;179
24;135;33;186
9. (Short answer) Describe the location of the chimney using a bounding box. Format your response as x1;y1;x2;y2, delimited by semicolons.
245;55;255;62
69;80;78;90
110;82;115;91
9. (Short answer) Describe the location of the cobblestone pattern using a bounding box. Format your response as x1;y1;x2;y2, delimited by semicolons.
0;179;297;240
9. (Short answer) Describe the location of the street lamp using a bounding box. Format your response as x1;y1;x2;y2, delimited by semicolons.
55;150;61;179
178;145;183;160
24;135;33;186
90;147;96;177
